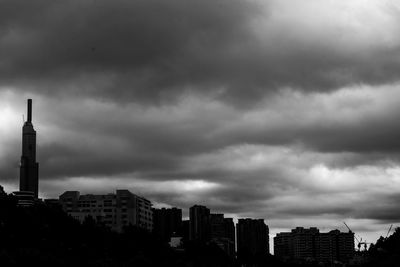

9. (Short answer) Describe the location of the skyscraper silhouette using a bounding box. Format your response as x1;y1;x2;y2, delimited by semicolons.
19;99;39;198
153;207;183;241
210;214;236;257
237;218;269;260
189;205;211;241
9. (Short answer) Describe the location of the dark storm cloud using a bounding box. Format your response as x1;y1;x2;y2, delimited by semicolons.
17;84;400;182
0;0;260;102
354;194;400;222
0;155;19;181
1;0;400;105
207;86;400;155
38;143;182;179
277;206;354;217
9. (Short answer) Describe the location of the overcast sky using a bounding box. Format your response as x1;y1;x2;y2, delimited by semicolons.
1;0;400;248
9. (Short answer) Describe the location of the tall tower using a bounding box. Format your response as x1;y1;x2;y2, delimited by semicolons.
189;205;211;241
19;99;39;198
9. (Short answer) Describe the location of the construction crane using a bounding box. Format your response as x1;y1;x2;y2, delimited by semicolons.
343;222;361;241
343;222;353;233
385;224;393;239
358;238;371;251
343;222;368;251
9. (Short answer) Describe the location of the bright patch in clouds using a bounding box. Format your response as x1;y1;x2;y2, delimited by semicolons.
309;164;400;193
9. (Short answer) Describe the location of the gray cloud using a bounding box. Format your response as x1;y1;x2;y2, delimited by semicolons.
0;0;260;103
1;0;400;106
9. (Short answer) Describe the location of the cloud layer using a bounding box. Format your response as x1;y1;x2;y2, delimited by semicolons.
1;0;400;247
1;0;400;103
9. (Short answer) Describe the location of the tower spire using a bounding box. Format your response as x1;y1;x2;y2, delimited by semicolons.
27;99;32;122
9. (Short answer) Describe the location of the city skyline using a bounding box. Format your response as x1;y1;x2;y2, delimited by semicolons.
1;0;400;251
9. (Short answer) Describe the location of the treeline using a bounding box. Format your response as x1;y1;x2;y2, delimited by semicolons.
2;192;399;267
0;192;318;267
365;227;400;266
0;193;233;267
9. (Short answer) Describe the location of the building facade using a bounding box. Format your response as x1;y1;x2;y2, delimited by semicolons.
237;218;270;259
59;189;153;232
274;227;354;264
188;206;236;257
319;230;355;264
152;207;182;241
189;205;211;242
274;232;292;259
291;227;319;260
182;220;190;242
210;214;236;257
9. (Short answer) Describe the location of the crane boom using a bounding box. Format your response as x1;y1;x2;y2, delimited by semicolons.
343;222;360;243
386;224;393;238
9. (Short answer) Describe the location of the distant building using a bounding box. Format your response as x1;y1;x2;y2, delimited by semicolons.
182;220;190;242
273;232;292;260
189;205;211;241
291;227;319;260
319;229;355;264
274;227;354;264
44;198;62;208
59;189;153;232
19;99;39;198
210;214;236;257
152;207;182;241
237;218;269;259
12;191;35;207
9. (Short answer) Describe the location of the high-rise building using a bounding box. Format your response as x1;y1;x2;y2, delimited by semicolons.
274;232;292;259
59;189;153;232
189;205;210;242
275;227;318;260
237;218;269;259
19;99;39;198
274;227;354;264
153;207;182;241
291;227;319;260
182;220;190;242
210;214;235;257
319;230;355;264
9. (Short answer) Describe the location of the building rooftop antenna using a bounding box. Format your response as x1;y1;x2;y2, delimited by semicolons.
27;98;32;122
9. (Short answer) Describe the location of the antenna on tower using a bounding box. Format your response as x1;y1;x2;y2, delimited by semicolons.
27;99;32;122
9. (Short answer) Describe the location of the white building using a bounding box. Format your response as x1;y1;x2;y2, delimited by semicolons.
59;189;153;232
